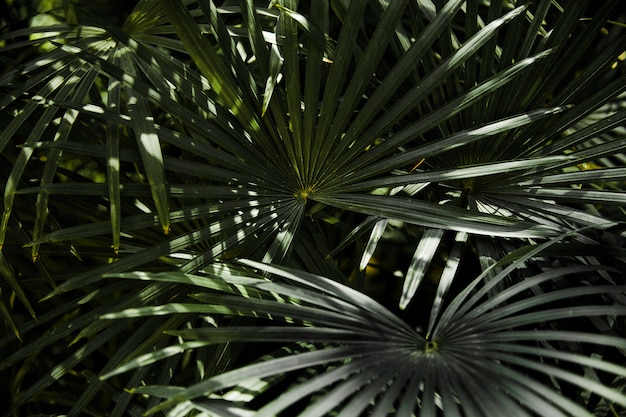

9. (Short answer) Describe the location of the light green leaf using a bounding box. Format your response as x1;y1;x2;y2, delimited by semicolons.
106;50;123;254
126;90;170;235
341;156;572;192
334;0;466;159
518;167;626;186
100;341;212;380
141;345;385;415
310;0;368;180
314;194;562;238
159;0;262;138
492;187;626;205
324;0;409;149
400;228;445;311
359;219;388;271
334;4;527;169
329;106;568;188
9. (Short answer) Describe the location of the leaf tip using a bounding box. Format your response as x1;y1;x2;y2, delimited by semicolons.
39;289;58;302
13;328;23;342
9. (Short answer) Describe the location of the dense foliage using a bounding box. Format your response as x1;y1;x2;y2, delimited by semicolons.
1;0;626;416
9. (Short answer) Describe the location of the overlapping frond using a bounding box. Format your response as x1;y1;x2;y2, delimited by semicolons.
1;1;625;415
93;248;626;416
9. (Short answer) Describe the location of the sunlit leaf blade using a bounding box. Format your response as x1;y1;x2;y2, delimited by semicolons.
401;228;444;310
274;3;335;61
278;0;304;179
2;1;626;415
106;50;123;254
359;219;388;271
332;0;467;159
474;194;620;231
101;297;378;332
340;156;572;192
100;340;212;380
235;260;412;330
324;0;408;148
329;106;568;188
195;1;260;108
189;399;255;417
300;0;327;185
235;3;293;167
301;361;399;417
492;187;626;205
159;0;262;137
171;326;394;346
136;345;386;414
517;167;626;186
1;65;80;247
260;353;399;416
540;107;626;156
310;0;368;180
31;67;98;261
24;197;280;246
177;203;301;273
126;90;170;234
333;4;528;170
425;231;467;336
43;201;291;297
433;231;603;334
98;256;626;416
245;1;283;117
261;199;305;265
315;193;562;238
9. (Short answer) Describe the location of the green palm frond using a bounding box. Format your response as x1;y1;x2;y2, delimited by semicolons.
1;1;625;415
3;0;622;299
95;246;626;416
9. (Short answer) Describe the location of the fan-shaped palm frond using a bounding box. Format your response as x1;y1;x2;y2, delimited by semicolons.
95;241;626;416
1;0;625;415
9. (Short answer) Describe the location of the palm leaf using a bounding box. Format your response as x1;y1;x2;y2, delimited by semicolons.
1;1;626;415
95;250;626;416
